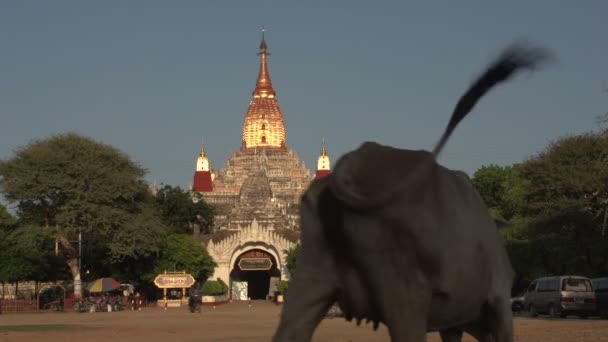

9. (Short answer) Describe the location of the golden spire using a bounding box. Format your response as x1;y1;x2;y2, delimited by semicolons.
253;25;276;98
241;27;287;149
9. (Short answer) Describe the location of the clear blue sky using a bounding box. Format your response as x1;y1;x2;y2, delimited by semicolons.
1;0;606;191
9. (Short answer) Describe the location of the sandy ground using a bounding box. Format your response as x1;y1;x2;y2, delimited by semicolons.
1;301;607;341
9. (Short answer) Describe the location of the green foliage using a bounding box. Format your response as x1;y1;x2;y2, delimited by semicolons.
501;164;530;221
0;133;145;231
521;132;608;221
155;185;214;235
597;112;608;134
107;202;167;262
487;131;608;293
0;204;16;229
201;280;228;296
472;131;608;292
0;324;80;332
284;244;301;276
0;225;67;283
0;205;66;282
499;223;544;293
277;280;289;294
472;164;508;209
0;133;165;258
0;133;169;292
151;234;217;281
472;164;527;221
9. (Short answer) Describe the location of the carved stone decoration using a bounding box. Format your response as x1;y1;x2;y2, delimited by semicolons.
205;219;296;282
191;32;311;293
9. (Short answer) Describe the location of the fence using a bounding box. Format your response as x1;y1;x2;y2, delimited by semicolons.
0;299;38;313
0;296;154;314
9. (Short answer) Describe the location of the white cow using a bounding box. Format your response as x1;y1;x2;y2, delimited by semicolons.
273;44;551;342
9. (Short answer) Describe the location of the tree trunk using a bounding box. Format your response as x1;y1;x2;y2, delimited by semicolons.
55;234;82;298
15;281;18;299
193;223;201;238
2;282;5;299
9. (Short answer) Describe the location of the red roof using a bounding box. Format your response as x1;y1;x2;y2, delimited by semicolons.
193;171;213;192
315;169;331;179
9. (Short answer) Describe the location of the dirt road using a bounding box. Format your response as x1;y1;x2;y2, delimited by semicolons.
1;301;607;341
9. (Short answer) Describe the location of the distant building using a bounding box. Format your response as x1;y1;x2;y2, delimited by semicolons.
190;32;331;300
315;138;331;179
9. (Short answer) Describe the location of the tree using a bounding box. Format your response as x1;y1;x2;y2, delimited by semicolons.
284;243;301;277
499;223;544;295
520;132;608;277
1;226;67;279
0;133;167;297
598;113;608;133
472;164;508;210
155;185;214;235
472;164;528;222
0;203;15;229
151;234;217;281
0;224;67;297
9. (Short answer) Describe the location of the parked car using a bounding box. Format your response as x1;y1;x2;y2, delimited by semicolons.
510;292;525;312
592;277;608;319
524;275;595;318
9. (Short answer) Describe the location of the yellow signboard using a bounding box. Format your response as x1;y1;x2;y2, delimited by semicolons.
238;257;273;271
154;273;196;288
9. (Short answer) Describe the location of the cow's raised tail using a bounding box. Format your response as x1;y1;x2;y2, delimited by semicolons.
432;43;552;158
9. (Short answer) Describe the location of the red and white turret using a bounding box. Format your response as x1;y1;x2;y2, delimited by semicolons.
192;143;213;192
315;138;331;179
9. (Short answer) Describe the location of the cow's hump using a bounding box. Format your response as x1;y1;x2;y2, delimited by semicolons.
329;141;436;208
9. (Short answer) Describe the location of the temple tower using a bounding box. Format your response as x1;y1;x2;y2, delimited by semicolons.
192;143;213;192
190;30;333;301
241;29;287;150
315;138;331;179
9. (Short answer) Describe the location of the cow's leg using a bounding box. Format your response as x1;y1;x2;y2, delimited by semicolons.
344;213;431;342
383;286;430;342
439;329;463;342
272;270;335;342
272;188;338;342
375;269;430;342
486;296;513;342
462;297;513;342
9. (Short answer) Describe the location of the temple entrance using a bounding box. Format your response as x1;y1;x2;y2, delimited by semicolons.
230;249;280;300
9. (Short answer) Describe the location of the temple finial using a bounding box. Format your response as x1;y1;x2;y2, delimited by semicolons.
201;137;207;157
253;25;275;97
259;25;268;51
321;137;327;156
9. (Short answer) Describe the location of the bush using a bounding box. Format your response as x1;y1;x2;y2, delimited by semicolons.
277;280;288;294
202;280;227;296
216;277;228;289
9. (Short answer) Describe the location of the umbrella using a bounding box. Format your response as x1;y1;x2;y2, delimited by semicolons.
87;278;121;293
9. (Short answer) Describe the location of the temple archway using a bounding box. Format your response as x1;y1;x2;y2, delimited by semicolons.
230;248;280;300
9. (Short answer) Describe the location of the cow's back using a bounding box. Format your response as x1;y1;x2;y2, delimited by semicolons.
422;166;514;328
328;144;514;330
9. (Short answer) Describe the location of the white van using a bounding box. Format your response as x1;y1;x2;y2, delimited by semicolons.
524;275;595;318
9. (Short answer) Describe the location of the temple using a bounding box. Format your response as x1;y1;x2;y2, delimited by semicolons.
315;138;331;179
191;31;331;301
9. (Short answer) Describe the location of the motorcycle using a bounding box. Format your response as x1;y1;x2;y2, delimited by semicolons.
72;298;95;313
111;297;124;311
